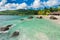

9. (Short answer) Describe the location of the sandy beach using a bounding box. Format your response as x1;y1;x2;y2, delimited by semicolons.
34;15;60;25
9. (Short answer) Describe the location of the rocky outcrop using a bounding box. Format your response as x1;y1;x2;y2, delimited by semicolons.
50;16;58;20
0;24;12;31
28;16;33;19
37;16;43;19
11;31;19;37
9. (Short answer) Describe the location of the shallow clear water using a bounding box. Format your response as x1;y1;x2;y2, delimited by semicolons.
0;15;60;40
0;15;29;21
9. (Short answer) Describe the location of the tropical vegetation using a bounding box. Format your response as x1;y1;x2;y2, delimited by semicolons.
0;5;60;15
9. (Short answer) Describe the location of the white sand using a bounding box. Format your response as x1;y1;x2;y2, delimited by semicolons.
34;15;60;24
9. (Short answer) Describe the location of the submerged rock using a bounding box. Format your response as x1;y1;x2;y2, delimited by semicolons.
0;24;12;31
20;19;24;21
50;16;58;20
6;24;13;28
0;27;9;31
11;31;19;37
37;16;43;19
28;16;33;19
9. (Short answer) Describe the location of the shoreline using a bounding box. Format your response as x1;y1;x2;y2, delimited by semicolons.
34;15;60;24
0;15;60;24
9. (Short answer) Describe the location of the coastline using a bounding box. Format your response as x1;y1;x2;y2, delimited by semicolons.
34;15;60;24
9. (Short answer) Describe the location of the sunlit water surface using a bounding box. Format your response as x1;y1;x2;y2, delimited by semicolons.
0;15;60;40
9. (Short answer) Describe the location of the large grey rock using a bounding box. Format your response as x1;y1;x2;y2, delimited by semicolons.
28;16;33;19
11;31;19;37
50;16;58;20
37;16;43;19
0;24;12;31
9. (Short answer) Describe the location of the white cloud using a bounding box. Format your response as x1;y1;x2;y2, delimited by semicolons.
31;0;59;9
31;0;41;8
0;7;7;11
4;2;27;10
0;0;27;11
0;2;27;11
0;0;7;6
0;0;60;11
31;0;58;9
4;3;18;10
43;0;58;7
16;3;27;9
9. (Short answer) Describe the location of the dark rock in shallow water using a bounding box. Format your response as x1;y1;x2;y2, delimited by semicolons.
0;27;9;31
0;24;12;31
50;16;58;20
37;16;43;19
20;19;24;21
28;16;33;19
11;31;19;37
6;24;13;28
39;16;43;19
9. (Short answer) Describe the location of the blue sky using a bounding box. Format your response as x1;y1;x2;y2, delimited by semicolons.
6;0;34;6
0;0;60;11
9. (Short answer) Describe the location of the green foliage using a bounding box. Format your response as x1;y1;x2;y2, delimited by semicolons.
0;9;39;15
49;7;58;12
0;6;60;15
58;5;60;11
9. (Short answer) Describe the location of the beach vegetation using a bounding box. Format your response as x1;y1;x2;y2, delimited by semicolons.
0;6;60;15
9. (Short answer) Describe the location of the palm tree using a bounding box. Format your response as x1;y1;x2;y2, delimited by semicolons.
49;7;54;12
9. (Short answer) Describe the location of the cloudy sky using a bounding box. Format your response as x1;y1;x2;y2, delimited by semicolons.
0;0;60;11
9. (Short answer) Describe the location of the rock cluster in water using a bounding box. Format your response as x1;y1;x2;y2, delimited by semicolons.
36;16;43;19
50;16;58;20
28;16;33;19
0;24;12;31
11;31;19;37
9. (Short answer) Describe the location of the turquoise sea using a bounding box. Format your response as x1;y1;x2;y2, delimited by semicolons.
0;15;60;40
